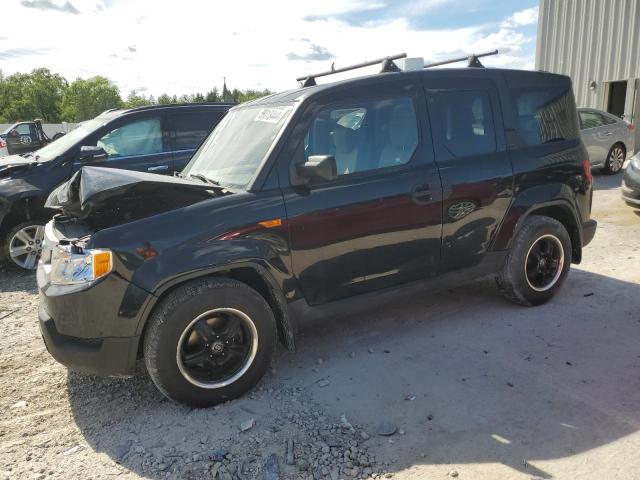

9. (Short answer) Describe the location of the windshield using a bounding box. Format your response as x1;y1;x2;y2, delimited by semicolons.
34;119;104;161
182;104;293;188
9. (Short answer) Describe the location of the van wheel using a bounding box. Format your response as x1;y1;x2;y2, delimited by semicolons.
143;277;277;408
4;221;45;270
604;143;625;174
496;216;572;306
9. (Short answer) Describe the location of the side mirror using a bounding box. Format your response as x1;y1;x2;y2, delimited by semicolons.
296;155;337;183
79;145;108;162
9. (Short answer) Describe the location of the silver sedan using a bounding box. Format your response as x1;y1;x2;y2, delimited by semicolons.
578;108;635;174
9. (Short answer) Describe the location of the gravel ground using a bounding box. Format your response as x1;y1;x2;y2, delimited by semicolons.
1;171;639;480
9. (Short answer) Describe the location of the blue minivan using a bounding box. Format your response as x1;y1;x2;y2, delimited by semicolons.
0;103;231;269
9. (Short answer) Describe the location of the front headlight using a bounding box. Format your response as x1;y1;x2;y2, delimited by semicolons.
50;245;113;285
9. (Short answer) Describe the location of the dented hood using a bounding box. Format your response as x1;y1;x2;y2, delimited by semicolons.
0;155;37;176
45;166;219;228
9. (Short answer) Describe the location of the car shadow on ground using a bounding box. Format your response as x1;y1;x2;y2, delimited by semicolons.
67;268;640;479
592;169;623;191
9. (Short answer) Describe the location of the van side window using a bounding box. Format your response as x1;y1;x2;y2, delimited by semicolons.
511;88;579;145
431;91;497;158
173;111;223;151
304;97;419;176
97;118;164;158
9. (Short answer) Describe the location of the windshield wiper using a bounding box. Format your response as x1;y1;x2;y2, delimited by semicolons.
189;173;220;186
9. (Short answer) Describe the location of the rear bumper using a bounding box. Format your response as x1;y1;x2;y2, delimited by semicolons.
581;219;597;247
39;305;139;376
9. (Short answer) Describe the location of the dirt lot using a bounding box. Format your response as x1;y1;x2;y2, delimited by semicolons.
1;171;639;480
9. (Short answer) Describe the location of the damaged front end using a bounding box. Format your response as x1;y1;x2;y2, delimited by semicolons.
45;166;222;229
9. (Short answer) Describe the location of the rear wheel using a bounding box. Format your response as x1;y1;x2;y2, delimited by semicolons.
143;277;277;407
496;216;572;306
3;221;45;270
604;143;625;174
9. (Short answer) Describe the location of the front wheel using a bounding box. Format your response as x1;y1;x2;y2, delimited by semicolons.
3;221;46;270
496;216;572;306
143;277;277;407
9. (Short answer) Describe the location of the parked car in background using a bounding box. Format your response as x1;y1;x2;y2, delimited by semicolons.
38;64;596;407
0;136;7;157
0;103;231;270
578;108;635;174
622;151;640;209
0;120;65;157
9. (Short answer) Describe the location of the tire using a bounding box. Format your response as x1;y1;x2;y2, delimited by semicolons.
604;143;626;174
496;216;572;306
3;221;46;270
143;277;277;407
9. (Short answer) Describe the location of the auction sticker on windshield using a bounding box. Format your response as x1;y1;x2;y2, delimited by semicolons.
254;107;292;123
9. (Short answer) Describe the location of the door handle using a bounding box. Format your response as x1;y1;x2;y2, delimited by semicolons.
411;184;432;204
604;132;613;136
148;165;169;172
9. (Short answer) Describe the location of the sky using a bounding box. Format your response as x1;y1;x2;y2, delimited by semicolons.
0;0;539;97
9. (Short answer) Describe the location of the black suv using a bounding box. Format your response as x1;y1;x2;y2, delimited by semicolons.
0;103;230;269
37;64;596;407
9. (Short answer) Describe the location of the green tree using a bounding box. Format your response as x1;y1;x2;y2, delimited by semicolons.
0;68;67;122
193;93;205;103
205;88;219;102
124;90;154;108
61;76;122;122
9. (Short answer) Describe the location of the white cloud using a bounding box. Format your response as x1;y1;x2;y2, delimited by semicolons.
0;0;538;96
502;6;539;28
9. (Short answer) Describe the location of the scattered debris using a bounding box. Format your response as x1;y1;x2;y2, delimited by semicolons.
209;448;228;462
286;438;295;465
448;469;459;477
368;348;375;353
263;453;280;480
566;361;573;366
340;414;354;431
376;421;398;436
405;394;416;401
239;418;255;432
317;378;331;388
507;382;514;388
584;292;594;297
10;400;28;409
62;445;84;456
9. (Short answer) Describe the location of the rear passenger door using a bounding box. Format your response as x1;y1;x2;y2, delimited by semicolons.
579;110;615;165
280;82;443;304
425;76;513;271
169;109;226;173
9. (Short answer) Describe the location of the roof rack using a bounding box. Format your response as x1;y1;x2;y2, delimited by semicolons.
296;53;407;87
424;49;498;69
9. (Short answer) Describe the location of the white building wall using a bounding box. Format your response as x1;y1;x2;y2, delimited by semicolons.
536;0;640;148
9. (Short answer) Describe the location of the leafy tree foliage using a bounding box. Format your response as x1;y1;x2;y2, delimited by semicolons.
61;76;122;122
0;68;273;123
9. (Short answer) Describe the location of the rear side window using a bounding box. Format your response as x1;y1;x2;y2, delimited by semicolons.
579;110;617;129
303;96;419;176
431;90;497;158
173;111;224;151
511;87;579;146
15;124;32;135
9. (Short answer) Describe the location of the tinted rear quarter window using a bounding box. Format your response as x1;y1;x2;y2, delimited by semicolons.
173;111;224;151
510;86;579;146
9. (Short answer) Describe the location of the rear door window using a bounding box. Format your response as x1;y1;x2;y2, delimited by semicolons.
579;110;616;129
172;111;224;151
430;90;497;158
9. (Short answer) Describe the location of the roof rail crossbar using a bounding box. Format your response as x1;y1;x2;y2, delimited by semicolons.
424;49;498;69
297;53;407;87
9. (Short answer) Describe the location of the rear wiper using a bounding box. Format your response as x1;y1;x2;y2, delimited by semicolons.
189;173;220;186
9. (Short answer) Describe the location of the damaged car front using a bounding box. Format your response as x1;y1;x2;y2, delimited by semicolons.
36;101;296;377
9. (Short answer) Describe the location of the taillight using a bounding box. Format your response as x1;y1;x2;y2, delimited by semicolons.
0;139;5;148
628;123;635;132
583;159;593;185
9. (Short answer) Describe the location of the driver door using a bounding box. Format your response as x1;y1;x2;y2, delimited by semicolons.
74;114;173;174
